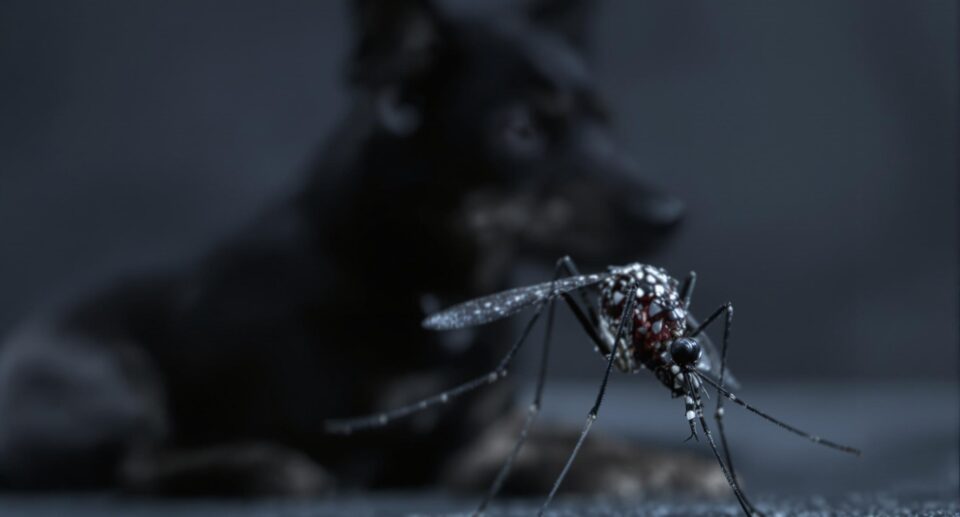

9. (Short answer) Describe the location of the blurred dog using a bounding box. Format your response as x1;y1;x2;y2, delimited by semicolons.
0;0;700;497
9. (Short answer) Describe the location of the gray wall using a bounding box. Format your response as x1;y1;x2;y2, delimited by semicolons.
0;1;956;381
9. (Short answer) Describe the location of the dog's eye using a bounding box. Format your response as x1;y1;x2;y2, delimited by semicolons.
499;106;546;156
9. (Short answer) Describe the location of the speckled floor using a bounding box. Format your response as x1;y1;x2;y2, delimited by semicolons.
0;491;956;517
0;381;955;516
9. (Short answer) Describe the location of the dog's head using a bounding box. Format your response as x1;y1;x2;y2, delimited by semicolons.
348;0;683;271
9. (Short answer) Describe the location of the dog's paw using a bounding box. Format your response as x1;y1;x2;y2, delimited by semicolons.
121;442;335;498
440;412;728;500
226;444;335;497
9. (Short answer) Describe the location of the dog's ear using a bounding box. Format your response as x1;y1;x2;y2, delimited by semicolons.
524;0;594;50
349;0;451;135
349;0;448;87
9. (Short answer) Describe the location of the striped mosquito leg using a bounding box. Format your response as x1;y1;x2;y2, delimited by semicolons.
324;301;547;435
537;284;638;516
682;388;699;442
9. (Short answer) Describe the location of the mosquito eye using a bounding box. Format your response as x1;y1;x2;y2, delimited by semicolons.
670;337;701;366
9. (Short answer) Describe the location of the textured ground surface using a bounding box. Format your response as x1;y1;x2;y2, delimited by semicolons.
0;492;956;517
0;381;955;516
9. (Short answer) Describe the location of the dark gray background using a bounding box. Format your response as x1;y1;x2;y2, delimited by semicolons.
0;0;957;382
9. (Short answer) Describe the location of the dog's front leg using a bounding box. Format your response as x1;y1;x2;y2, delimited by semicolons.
120;442;335;497
441;409;729;500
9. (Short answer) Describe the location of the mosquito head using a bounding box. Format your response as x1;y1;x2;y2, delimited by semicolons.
670;337;701;367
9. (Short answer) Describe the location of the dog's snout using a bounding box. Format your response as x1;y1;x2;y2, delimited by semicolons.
623;189;685;229
567;126;684;229
587;155;685;230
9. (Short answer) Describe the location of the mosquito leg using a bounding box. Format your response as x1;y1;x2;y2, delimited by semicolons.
689;301;731;338
558;292;605;347
680;270;697;310
695;374;861;456
553;260;633;361
689;303;761;514
711;305;762;514
474;259;569;515
324;300;547;435
537;284;638;516
473;299;555;516
690;386;757;517
681;385;699;443
557;255;600;328
712;306;759;505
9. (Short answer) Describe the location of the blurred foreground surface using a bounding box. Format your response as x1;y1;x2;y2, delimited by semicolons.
0;491;955;517
0;380;954;516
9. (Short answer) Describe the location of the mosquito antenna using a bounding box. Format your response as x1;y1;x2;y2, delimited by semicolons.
694;372;861;456
689;372;710;403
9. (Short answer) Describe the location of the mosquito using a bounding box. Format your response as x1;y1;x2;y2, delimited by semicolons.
324;257;861;516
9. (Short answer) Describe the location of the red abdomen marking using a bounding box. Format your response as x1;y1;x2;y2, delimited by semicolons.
598;263;687;372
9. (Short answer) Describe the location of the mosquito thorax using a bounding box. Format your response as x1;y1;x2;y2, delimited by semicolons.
597;263;688;373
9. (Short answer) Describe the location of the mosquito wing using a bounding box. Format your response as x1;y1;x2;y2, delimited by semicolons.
687;313;741;390
423;273;609;330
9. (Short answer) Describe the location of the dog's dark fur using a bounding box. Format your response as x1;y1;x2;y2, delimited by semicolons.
0;0;694;496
